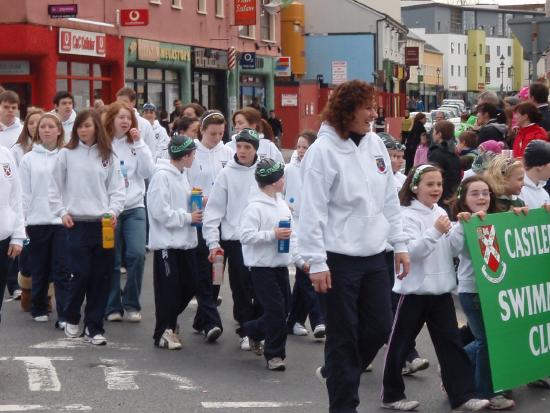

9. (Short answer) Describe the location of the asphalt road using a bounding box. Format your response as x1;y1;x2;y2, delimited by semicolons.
0;254;548;412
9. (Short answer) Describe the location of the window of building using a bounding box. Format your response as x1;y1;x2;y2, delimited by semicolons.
463;10;475;33
198;0;206;13
239;25;256;38
489;26;495;36
56;62;111;110
171;0;182;9
497;46;501;56
125;67;180;112
497;13;503;36
505;14;513;37
508;46;512;57
260;6;275;41
215;0;224;17
149;0;161;4
497;67;501;78
508;67;513;78
451;42;455;54
451;65;454;76
485;66;490;83
479;44;483;55
458;66;461;77
465;66;467;77
480;66;483;77
450;8;462;34
458;43;461;54
486;45;490;56
437;21;441;31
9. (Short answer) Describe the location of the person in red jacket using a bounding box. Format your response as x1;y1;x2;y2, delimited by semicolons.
513;101;549;158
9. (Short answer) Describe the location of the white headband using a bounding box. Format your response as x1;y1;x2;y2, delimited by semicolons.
201;112;224;128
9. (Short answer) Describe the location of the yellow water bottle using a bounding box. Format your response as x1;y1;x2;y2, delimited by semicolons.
102;214;115;249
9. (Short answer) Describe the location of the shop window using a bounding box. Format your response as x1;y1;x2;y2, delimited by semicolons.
198;0;206;14
239;25;256;39
260;8;275;41
215;0;224;17
172;0;182;9
125;67;180;112
56;61;112;109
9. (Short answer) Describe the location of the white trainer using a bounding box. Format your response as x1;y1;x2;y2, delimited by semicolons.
126;311;142;323
158;329;182;350
453;398;490;412
382;399;420;411
402;357;430;375
64;322;80;338
240;336;251;351
106;312;122;322
292;322;308;336
84;328;107;346
313;324;326;339
33;315;49;322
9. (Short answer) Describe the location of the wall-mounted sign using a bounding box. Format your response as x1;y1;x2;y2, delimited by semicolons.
235;0;256;26
121;9;149;26
281;93;298;107
135;39;190;63
331;60;347;85
193;48;228;70
48;4;78;19
59;28;105;57
405;47;419;67
240;52;256;69
274;56;291;77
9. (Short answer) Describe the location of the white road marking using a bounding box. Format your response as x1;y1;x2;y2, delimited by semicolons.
201;401;312;409
13;357;72;392
97;359;139;390
0;405;91;411
149;372;197;390
30;338;138;350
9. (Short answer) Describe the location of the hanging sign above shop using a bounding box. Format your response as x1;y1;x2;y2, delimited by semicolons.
274;56;291;77
240;52;256;69
234;0;256;26
59;28;106;57
121;9;149;26
193;48;228;70
48;4;78;19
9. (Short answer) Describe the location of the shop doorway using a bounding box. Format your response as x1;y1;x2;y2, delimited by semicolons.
0;77;33;119
192;71;227;115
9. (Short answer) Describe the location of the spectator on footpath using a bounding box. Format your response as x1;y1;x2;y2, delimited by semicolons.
182;103;205;119
249;96;268;121
513;102;548;158
528;81;550;131
298;80;409;413
401;109;413;143
473;103;507;144
416;97;425;112
520;140;550;209
374;107;386;134
0;90;23;149
404;112;427;174
267;110;283;147
169;99;182;123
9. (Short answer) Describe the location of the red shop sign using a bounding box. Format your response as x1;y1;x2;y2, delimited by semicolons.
235;0;256;26
120;9;149;26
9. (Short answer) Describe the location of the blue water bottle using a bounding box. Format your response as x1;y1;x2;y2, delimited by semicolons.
277;217;291;253
190;188;203;228
120;160;129;188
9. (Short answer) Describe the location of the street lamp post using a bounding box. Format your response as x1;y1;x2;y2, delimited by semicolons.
436;67;441;106
500;55;505;96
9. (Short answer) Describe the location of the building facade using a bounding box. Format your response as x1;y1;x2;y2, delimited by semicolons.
402;1;544;104
0;0;282;117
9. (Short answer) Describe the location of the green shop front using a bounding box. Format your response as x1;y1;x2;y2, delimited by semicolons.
124;38;191;113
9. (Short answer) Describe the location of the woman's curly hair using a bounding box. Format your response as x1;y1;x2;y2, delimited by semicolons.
321;80;377;138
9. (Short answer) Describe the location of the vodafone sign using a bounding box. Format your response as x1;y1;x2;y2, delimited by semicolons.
121;9;149;26
59;28;106;57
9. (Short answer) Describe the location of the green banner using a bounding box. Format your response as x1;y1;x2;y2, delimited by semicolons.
463;209;550;391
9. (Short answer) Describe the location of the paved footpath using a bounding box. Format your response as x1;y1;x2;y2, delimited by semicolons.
0;255;548;412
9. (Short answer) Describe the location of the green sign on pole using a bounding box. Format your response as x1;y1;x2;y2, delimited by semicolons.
463;209;550;391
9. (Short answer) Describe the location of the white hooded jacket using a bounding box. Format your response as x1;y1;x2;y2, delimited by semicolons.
187;139;234;197
393;200;460;295
283;153;302;221
19;144;62;225
0;147;25;244
298;124;408;274
202;156;259;249
240;191;293;267
112;136;154;210
135;109;157;157
520;174;550;209
151;120;170;161
48;142;126;220
146;159;197;250
0;119;23;149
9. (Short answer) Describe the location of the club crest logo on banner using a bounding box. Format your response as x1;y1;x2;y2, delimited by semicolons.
2;163;12;178
476;224;507;283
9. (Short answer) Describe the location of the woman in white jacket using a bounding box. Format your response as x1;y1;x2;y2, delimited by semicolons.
146;135;207;349
19;113;71;325
297;80;409;413
11;108;43;167
49;109;125;345
382;164;489;412
103;101;154;323
0;146;24;322
187;110;230;338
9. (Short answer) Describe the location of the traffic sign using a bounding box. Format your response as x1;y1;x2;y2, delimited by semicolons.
120;9;149;26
